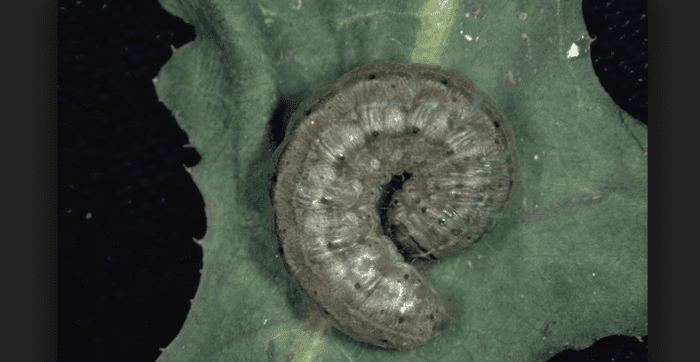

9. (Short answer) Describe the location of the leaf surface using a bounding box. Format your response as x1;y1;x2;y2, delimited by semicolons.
154;0;647;361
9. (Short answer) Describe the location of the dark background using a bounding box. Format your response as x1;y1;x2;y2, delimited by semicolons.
58;0;648;361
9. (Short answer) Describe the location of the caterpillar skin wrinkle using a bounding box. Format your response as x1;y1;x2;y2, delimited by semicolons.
271;61;517;350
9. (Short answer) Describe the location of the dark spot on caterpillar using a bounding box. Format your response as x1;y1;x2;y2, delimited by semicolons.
272;61;517;350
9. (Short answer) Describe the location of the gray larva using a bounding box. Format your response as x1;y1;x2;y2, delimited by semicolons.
271;61;517;350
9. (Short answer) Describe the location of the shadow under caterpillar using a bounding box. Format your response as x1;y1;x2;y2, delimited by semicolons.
270;61;517;350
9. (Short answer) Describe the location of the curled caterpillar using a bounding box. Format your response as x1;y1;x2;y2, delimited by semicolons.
271;61;517;349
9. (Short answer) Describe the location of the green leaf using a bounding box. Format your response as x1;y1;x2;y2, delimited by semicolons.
154;0;647;361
